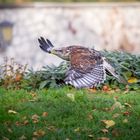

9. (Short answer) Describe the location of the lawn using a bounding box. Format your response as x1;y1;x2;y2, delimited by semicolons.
0;87;140;140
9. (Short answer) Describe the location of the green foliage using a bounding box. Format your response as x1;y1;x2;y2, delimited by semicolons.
0;51;140;90
21;62;68;90
102;51;140;90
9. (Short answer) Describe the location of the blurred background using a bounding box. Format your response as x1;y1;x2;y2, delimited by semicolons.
0;0;140;69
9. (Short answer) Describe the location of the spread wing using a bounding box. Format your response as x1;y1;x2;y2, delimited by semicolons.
64;48;106;88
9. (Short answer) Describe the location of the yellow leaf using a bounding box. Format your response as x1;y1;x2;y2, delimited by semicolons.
128;77;138;83
74;127;80;132
112;113;120;118
67;93;75;101
124;103;132;108
8;110;17;114
102;120;115;128
123;119;128;123
88;134;94;138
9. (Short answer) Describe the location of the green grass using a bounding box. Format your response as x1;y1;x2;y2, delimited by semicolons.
0;87;140;140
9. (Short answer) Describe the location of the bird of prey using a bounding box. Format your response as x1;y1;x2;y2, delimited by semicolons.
38;37;126;88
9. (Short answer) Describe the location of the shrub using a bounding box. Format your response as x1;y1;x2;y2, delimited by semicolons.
0;57;27;89
0;51;140;90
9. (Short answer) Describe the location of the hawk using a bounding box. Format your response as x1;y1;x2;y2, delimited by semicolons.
38;37;126;88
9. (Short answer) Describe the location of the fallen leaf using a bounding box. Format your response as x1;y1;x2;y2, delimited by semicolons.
23;120;29;125
88;134;94;138
33;129;45;137
74;127;80;132
123;119;128;123
8;110;17;114
123;111;130;116
87;114;93;120
67;93;75;101
15;121;21;126
124;103;132;108
101;129;109;134
42;112;48;117
97;137;110;140
111;98;124;111
47;126;56;131
7;128;12;133
19;135;27;140
128;77;138;83
31;114;40;123
22;116;27;120
88;88;97;93
2;136;9;140
112;129;120;137
102;120;115;128
102;85;110;92
112;113;120;118
32;137;37;140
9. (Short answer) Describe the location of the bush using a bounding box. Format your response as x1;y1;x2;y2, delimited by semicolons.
0;51;140;90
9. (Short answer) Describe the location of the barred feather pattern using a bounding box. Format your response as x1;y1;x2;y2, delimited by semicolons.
65;64;106;88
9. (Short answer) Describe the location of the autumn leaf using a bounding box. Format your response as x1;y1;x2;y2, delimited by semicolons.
112;113;120;118
111;101;124;110
111;98;124;111
15;121;21;126
128;77;138;83
7;128;12;133
88;134;94;138
31;114;40;123
123;119;128;123
47;126;56;131
123;111;130;116
88;88;97;93
97;137;110;140
23;120;29;125
8;110;17;114
101;129;109;134
102;85;110;92
74;127;80;132
67;93;75;101
33;129;45;137
112;129;120;137
2;137;9;140
32;137;37;140
102;120;115;128
19;135;27;140
42;112;48;117
124;103;132;108
87;113;93;120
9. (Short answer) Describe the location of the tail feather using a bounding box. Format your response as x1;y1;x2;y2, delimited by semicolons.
38;37;54;53
103;58;127;84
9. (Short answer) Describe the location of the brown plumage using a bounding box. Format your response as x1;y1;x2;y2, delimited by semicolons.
38;37;126;88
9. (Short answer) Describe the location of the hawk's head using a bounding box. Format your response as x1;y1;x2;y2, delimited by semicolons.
52;47;72;60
